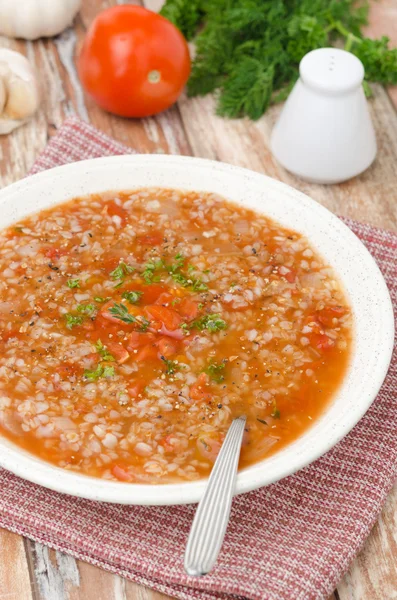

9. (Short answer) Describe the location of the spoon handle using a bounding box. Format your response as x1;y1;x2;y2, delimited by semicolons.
184;416;247;577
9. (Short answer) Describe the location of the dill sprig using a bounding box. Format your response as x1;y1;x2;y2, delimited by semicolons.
160;0;397;119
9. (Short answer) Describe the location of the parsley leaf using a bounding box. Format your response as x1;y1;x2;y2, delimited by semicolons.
109;262;135;287
191;313;227;332
94;340;115;362
141;259;164;284
77;303;96;316
94;296;111;303
271;400;280;419
108;303;137;325
122;291;143;305
83;363;115;381
205;361;226;383
67;279;80;289
103;365;115;378
83;364;103;381
64;313;84;329
161;356;179;375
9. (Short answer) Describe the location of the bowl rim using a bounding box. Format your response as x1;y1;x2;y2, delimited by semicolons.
0;154;393;505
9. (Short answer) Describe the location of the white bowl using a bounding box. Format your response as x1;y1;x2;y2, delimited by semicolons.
0;155;393;505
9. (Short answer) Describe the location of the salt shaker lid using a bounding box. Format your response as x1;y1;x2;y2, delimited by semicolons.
299;48;364;95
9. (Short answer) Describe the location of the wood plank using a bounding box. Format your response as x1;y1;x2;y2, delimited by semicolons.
27;539;171;600
337;483;397;600
0;530;33;600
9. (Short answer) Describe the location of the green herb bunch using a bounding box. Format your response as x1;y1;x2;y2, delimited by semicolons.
160;0;397;119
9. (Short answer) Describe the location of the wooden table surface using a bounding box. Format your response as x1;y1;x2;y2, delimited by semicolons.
0;1;396;599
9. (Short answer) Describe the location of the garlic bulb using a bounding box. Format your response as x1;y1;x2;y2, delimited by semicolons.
0;49;39;134
0;0;81;40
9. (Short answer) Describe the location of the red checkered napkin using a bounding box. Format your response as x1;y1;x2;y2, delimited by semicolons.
1;117;396;600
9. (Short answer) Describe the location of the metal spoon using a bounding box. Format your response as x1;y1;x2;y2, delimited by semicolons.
184;415;247;576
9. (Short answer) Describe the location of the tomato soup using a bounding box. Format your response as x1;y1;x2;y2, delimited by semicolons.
0;189;352;483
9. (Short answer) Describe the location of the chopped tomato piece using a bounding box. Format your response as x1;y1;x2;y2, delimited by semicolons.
135;344;159;362
177;297;199;321
43;247;68;261
101;257;121;273
190;372;211;401
1;330;22;342
145;304;183;331
112;464;132;482
103;200;128;225
156;336;180;358
160;434;181;453
154;292;175;306
128;379;146;399
137;231;163;246
284;270;296;284
126;331;157;350
106;341;130;363
310;333;335;351
140;284;168;305
55;362;81;379
316;306;346;328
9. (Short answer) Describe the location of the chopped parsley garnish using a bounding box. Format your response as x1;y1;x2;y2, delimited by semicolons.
108;302;137;324
205;361;226;383
138;316;151;332
122;291;143;305
67;279;80;289
191;313;227;332
191;278;208;292
83;363;115;381
140;254;208;292
271;408;281;419
187;264;196;273
64;313;84;329
141;259;164;284
257;418;268;425
109;261;135;287
161;356;179;375
95;340;114;362
77;303;96;316
168;253;185;274
94;296;111;303
102;365;115;378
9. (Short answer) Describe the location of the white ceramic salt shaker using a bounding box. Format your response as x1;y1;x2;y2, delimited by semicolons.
270;48;377;184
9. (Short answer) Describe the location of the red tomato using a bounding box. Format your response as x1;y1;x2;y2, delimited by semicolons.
127;331;157;350
189;373;211;401
104;201;128;226
137;232;163;246
316;306;346;328
78;5;191;118
145;304;183;331
106;341;130;364
177;297;199;321
44;246;68;261
156;336;180;358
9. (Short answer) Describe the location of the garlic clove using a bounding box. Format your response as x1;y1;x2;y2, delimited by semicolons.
0;0;81;40
0;49;39;135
